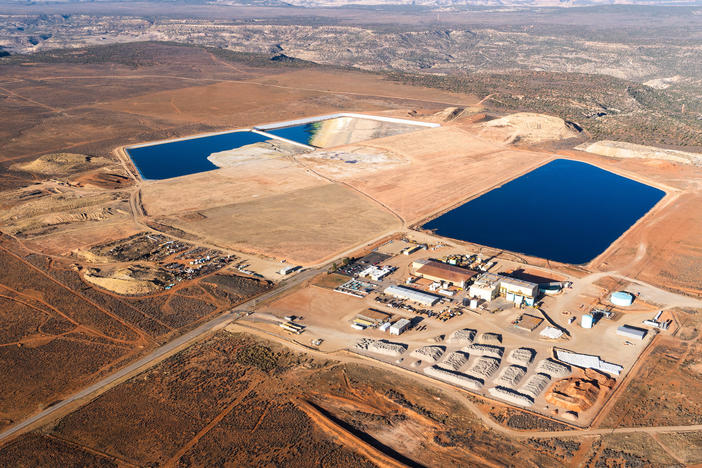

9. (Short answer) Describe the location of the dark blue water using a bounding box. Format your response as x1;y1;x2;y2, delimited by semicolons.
126;131;269;180
263;122;321;147
422;159;665;264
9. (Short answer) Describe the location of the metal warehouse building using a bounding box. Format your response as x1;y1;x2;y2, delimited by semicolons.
616;324;647;341
412;259;478;288
384;285;440;306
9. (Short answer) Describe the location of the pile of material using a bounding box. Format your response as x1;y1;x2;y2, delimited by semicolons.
477;332;502;345
439;351;470;371
425;366;483;391
488;387;534;407
479;112;581;145
465;343;504;359
410;345;445;363
540;327;564;339
11;152;112;175
545;370;615;412
494;365;527;388
469;356;501;380
536;358;571;378
575;140;702;167
508;347;535;365
520;373;552;399
355;339;407;357
448;328;476;345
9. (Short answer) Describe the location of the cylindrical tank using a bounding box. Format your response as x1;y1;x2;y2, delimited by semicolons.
611;291;634;307
581;314;594;328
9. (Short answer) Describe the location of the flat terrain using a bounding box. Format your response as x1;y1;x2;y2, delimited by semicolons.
162;184;402;265
1;42;702;466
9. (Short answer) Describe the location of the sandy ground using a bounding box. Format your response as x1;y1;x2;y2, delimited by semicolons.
22;219;144;256
162;184;401;265
140;157;326;217
576;140;702;166
252;69;479;108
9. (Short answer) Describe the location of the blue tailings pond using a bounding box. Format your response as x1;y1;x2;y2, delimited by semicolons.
126;131;269;180
422;159;665;264
264;122;321;147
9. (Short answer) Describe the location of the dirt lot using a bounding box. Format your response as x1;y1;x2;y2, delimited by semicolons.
161;184;402;265
139;156;326;217
655;431;702;465
582;433;680;467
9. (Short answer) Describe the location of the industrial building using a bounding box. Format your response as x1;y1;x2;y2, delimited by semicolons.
358;265;395;281
616;325;647;341
581;314;594;329
412;259;478;288
468;273;502;301
611;291;634;307
383;285;440;306
389;318;411;335
499;277;539;306
467;273;538;306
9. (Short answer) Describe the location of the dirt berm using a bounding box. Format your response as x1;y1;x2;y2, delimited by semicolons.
576;140;702;166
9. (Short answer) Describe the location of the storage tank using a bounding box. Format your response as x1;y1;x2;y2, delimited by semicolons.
611;291;634;307
581;314;594;329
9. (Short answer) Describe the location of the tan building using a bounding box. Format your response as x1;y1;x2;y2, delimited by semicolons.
412;259;478;288
468;272;502;301
499;277;539;299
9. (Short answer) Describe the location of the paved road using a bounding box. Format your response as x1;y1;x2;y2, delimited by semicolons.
0;267;320;443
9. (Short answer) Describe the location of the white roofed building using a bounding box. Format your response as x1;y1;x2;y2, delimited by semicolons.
384;285;440;306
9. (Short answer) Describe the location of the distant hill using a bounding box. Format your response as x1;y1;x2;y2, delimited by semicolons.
4;0;702;5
